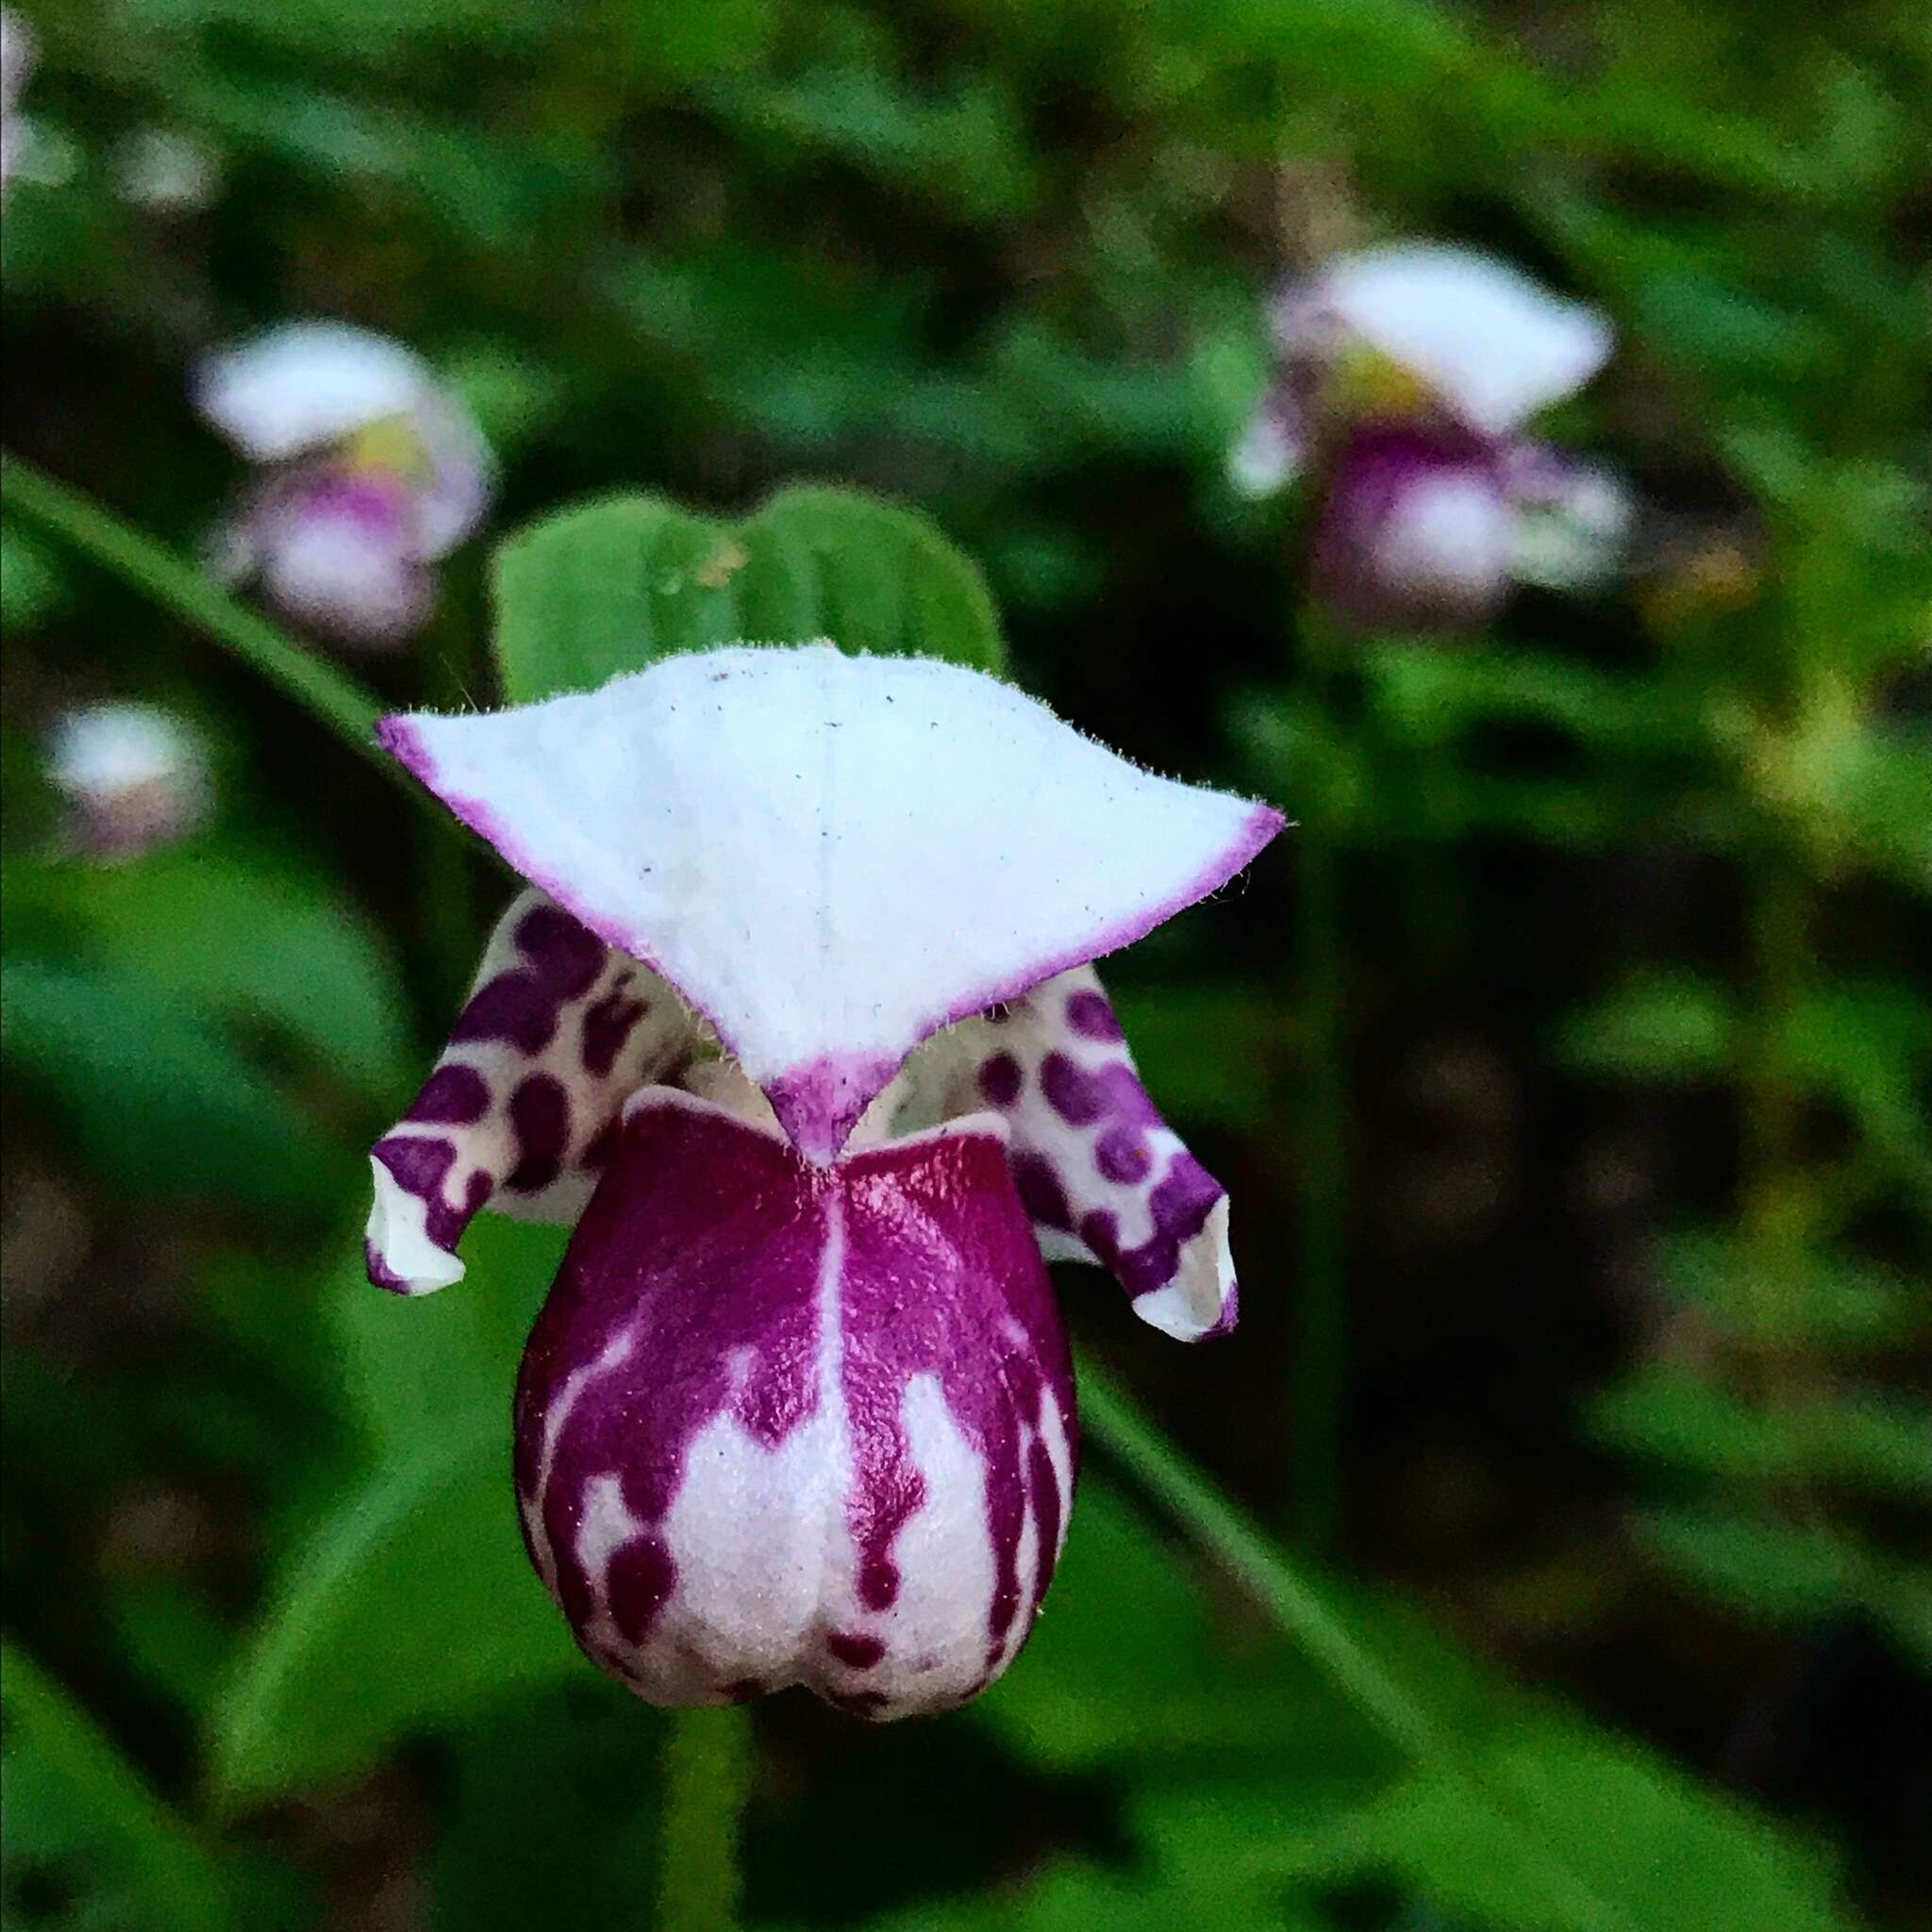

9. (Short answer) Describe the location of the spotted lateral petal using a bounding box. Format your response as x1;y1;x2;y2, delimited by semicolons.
515;1088;1076;1718
907;966;1238;1341
378;645;1283;1162
366;889;702;1293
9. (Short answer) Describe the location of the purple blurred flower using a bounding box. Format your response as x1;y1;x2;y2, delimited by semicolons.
193;323;492;649
44;701;209;861
363;645;1281;1716
1236;243;1624;626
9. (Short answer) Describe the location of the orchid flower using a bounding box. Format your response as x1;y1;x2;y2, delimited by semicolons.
365;644;1282;1718
45;701;209;860
1234;243;1624;626
193;324;493;649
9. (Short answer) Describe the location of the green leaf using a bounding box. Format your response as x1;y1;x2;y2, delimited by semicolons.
0;955;342;1207
25;848;410;1095
212;1223;571;1804
208;1422;578;1807
1594;1370;1932;1498
1557;971;1734;1080
0;519;67;629
1657;1231;1926;1347
1;1646;238;1932
981;1477;1397;1792
1330;1724;1855;1932
491;483;1006;705
1635;1504;1931;1664
328;1216;561;1455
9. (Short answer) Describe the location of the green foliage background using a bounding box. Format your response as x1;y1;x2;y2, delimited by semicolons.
2;2;1927;1929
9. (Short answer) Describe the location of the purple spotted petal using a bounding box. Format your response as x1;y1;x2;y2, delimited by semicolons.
927;966;1238;1342
378;646;1282;1162
365;888;703;1293
515;1089;1076;1718
1310;426;1517;630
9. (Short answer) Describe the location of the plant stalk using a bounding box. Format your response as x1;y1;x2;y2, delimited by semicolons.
657;1707;754;1932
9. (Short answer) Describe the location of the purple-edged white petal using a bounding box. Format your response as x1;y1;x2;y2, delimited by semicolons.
515;1088;1075;1718
378;645;1284;1161
366;889;703;1294
1280;244;1612;437
1311;427;1517;628
192;323;437;463
902;967;1237;1341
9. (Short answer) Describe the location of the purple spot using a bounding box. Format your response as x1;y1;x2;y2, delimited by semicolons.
582;990;647;1079
450;905;605;1053
515;904;605;984
858;1556;903;1613
1065;989;1124;1041
1040;1054;1161;1130
977;1052;1023;1108
1112;1155;1224;1299
1009;1151;1074;1233
449;971;555;1053
506;1074;570;1191
1078;1208;1121;1269
404;1063;491;1125
826;1630;886;1670
1094;1125;1152;1184
372;1132;456;1199
1039;1052;1103;1125
607;1536;676;1647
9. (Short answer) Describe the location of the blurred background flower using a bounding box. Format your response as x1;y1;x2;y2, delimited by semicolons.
43;698;209;858
1238;244;1626;626
194;322;493;648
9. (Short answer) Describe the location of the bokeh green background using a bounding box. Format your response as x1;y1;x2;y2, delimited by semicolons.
3;3;1928;1929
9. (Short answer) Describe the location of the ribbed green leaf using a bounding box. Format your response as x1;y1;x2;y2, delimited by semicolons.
491;483;1006;704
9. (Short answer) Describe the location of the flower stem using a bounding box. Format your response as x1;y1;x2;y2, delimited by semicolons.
1291;621;1351;1549
657;1708;754;1932
1;456;391;773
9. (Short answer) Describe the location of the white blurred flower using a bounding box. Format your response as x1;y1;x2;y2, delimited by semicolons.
45;701;210;860
112;125;221;215
193;322;494;648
